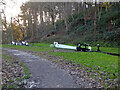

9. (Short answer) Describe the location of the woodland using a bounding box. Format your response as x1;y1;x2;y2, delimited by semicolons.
1;2;120;47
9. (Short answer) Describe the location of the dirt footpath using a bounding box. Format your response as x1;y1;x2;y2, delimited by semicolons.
2;48;80;88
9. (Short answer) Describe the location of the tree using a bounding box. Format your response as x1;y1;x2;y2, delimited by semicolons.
12;21;23;41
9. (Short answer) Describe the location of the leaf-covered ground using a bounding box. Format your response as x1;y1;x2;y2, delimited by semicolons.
2;50;30;89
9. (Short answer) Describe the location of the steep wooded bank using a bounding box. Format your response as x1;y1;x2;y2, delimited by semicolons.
40;5;120;47
2;2;120;47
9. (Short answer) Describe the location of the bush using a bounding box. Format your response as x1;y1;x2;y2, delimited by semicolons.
55;20;65;30
113;19;120;27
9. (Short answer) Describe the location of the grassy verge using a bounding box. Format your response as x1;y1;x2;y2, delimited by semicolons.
20;62;30;79
3;44;54;52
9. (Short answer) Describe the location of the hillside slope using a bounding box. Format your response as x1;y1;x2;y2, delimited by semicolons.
40;5;120;47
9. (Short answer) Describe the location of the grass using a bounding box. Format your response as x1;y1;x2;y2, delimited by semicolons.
3;43;118;54
16;78;23;82
3;44;55;52
29;43;51;47
20;62;30;79
0;44;2;47
3;54;11;60
29;43;119;54
49;51;118;78
2;43;118;80
9;79;14;82
92;46;119;54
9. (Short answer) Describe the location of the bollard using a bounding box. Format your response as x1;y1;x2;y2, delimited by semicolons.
78;44;81;47
97;44;100;51
88;46;92;51
25;43;29;46
77;44;81;51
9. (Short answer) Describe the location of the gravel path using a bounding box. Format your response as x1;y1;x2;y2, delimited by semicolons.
2;48;80;88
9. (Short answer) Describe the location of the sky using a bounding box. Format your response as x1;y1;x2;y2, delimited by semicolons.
0;0;29;22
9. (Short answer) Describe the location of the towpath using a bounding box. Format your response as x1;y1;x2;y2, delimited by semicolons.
2;48;80;88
